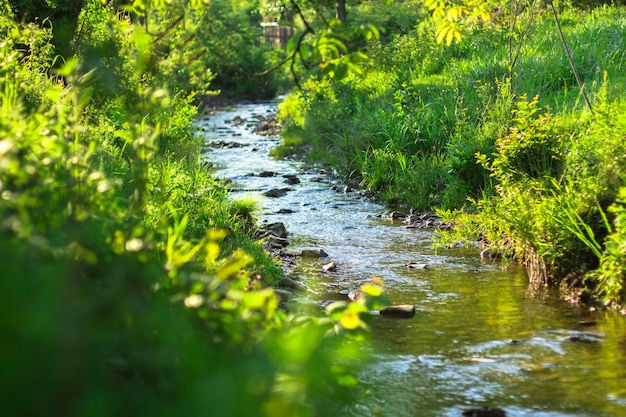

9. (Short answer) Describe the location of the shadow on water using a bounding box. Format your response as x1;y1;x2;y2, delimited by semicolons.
197;102;626;417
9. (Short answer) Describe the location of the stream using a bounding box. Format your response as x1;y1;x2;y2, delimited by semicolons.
197;101;626;417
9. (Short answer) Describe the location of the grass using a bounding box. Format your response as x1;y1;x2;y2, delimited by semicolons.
277;4;626;306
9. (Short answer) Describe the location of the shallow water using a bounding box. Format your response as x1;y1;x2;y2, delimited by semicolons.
197;102;626;417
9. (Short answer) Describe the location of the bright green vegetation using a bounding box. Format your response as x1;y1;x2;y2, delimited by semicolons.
277;1;626;306
0;0;389;415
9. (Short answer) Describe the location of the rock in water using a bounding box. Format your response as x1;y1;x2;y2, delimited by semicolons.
462;407;506;417
405;262;427;269
284;176;300;185
322;262;337;272
280;277;306;292
263;188;289;198
380;305;416;318
300;249;329;258
265;222;288;238
274;289;294;302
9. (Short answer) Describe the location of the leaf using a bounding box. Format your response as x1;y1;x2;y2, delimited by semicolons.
335;374;359;387
436;25;448;45
436;21;462;46
325;300;349;315
361;24;380;41
132;0;146;16
326;36;349;54
333;62;348;80
349;50;369;64
299;43;311;61
448;6;468;22
286;33;298;54
424;0;443;11
360;283;383;297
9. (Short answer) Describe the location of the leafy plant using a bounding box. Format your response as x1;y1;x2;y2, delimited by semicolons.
588;188;626;305
481;94;564;188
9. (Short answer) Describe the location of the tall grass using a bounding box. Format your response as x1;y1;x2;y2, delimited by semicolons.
278;4;626;305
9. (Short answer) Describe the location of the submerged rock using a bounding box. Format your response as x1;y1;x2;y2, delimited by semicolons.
405;262;427;269
462;407;506;417
380;304;416;319
280;277;306;292
274;288;294;302
284;176;301;185
263;188;290;198
301;248;329;258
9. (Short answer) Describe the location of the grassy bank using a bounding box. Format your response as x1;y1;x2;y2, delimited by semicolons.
277;3;626;307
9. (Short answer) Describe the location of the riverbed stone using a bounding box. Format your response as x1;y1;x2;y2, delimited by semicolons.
380;304;416;318
268;236;289;249
405;262;427;269
263;188;290;198
322;262;337;272
301;248;329;258
257;222;288;239
280;277;306;292
462;407;506;417
284;176;300;185
268;222;287;238
274;288;294;302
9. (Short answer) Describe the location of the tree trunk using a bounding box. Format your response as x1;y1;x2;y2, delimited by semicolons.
337;0;347;25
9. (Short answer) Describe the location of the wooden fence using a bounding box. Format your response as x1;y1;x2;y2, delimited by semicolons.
262;23;294;48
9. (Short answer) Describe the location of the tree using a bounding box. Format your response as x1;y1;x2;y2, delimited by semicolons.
337;0;347;24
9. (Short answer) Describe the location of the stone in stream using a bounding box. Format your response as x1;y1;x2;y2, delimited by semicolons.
283;176;301;185
258;171;276;177
273;288;294;302
268;236;289;249
300;248;329;258
276;208;295;214
462;407;506;417
280;277;306;292
405;262;427;269
257;222;288;239
263;188;290;198
322;262;337;272
379;304;416;319
267;222;288;238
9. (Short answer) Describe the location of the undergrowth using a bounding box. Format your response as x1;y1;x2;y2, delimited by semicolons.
277;3;626;306
0;2;389;415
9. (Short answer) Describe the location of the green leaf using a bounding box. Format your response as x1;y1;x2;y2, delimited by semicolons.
299;44;311;61
333;62;348;80
286;32;300;54
360;283;383;297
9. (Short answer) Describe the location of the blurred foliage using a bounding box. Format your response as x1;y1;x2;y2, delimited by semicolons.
423;0;494;45
0;1;390;415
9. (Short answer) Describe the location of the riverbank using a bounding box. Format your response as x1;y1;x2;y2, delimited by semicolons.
276;5;626;309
